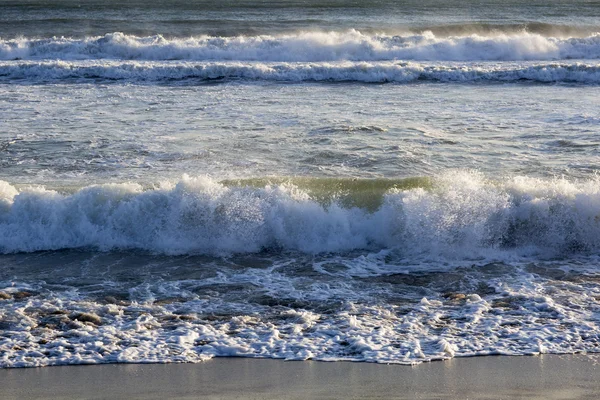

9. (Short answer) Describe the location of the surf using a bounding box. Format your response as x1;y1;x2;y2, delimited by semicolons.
2;172;600;257
2;59;599;83
2;31;600;62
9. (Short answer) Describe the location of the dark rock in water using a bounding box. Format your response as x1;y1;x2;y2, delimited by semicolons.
154;297;187;305
474;282;496;296
175;314;196;321
70;312;102;325
491;296;524;309
66;320;85;329
13;291;34;300
491;300;510;308
161;313;196;322
0;292;11;300
103;296;130;306
39;313;71;330
248;294;312;309
201;314;233;322
442;292;466;301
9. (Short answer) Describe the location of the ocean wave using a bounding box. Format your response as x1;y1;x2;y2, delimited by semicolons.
1;60;599;83
2;172;600;257
413;22;600;38
2;31;600;62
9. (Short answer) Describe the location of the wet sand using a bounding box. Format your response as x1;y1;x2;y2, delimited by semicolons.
1;355;599;399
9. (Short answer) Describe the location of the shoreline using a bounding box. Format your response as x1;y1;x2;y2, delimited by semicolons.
1;355;599;399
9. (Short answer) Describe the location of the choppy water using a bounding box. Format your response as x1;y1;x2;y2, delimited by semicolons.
1;0;600;368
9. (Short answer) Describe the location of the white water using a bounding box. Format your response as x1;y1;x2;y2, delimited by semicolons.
1;173;600;258
1;60;600;83
2;32;600;62
2;249;600;368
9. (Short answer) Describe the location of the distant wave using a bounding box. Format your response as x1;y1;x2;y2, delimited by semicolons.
1;60;599;83
2;31;600;62
2;172;600;257
413;22;600;38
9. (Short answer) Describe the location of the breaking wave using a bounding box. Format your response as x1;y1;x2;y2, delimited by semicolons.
2;172;600;258
1;60;599;83
2;31;600;62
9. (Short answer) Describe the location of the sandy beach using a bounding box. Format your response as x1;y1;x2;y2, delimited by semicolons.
1;355;599;399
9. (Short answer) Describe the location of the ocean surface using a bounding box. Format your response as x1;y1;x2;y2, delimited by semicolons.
1;0;600;368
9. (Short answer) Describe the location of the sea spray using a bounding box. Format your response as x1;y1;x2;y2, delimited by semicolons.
2;172;600;257
2;31;600;62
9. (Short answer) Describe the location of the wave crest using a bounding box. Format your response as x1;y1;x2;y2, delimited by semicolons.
1;60;599;83
2;31;600;62
1;173;600;258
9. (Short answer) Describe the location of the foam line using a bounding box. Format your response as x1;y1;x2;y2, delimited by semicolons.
1;60;599;83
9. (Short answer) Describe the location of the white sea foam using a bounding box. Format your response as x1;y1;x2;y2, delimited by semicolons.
1;60;599;83
2;261;600;368
2;31;600;62
1;172;600;257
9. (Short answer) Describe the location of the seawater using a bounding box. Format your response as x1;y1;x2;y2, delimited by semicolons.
1;0;600;368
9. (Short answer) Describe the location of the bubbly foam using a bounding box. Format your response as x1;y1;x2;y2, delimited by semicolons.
1;60;599;83
1;172;600;258
2;31;600;62
2;255;600;368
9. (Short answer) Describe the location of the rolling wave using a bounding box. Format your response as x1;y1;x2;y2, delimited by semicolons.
2;31;600;62
1;172;600;257
412;22;600;38
1;60;599;83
